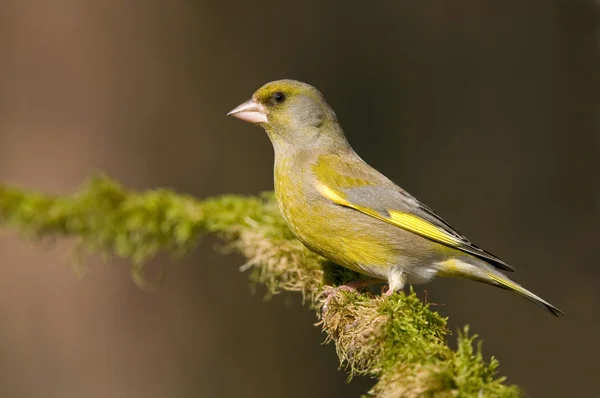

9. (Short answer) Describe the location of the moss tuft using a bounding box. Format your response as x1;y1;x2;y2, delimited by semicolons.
0;175;521;397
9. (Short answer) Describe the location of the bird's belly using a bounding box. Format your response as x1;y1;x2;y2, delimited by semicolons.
274;161;445;281
277;190;399;279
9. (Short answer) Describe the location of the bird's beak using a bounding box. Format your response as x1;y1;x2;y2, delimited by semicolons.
227;99;268;124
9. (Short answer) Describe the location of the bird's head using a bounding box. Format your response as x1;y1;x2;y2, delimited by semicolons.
228;79;343;147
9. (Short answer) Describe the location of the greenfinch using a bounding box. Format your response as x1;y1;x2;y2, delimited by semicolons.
228;79;563;317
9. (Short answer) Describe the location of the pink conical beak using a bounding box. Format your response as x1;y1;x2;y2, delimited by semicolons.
227;99;268;124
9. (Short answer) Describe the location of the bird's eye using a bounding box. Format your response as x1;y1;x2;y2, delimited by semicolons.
273;92;285;103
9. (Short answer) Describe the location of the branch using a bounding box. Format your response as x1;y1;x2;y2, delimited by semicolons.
0;175;521;397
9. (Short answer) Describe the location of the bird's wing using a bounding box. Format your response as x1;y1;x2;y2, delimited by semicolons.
311;154;514;272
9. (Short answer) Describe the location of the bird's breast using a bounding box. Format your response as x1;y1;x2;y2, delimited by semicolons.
273;157;399;278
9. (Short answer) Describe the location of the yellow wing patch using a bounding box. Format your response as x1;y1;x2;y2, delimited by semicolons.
387;211;460;246
316;182;461;247
315;183;352;206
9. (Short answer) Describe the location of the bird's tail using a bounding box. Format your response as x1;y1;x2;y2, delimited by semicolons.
437;259;564;317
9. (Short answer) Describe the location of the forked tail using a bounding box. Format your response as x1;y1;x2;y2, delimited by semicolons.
438;259;564;317
485;272;564;317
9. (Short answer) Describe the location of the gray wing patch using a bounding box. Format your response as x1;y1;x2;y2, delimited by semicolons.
342;184;515;273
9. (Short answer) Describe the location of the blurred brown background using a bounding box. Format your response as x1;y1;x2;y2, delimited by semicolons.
0;1;598;397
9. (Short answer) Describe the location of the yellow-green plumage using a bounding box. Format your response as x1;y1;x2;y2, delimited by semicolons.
228;79;563;317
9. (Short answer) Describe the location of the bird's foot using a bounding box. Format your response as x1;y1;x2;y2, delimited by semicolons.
320;279;384;316
382;285;395;296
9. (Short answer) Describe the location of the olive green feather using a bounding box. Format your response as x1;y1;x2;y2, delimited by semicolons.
311;154;515;273
228;79;562;317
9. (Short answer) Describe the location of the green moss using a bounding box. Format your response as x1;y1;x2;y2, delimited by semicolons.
450;327;521;397
0;175;521;398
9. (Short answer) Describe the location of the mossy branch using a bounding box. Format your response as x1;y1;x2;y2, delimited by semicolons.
0;176;521;397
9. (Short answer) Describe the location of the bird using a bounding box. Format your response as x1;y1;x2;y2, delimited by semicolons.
227;79;563;317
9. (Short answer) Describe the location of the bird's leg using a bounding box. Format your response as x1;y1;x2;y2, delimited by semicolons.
341;278;385;291
384;269;407;296
322;278;385;296
321;278;384;315
383;286;395;296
